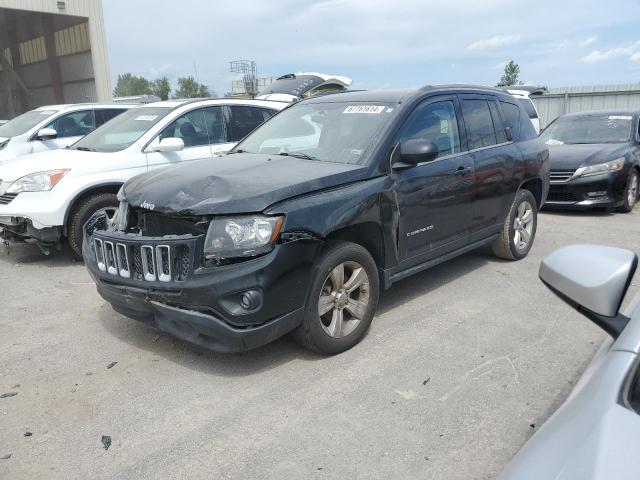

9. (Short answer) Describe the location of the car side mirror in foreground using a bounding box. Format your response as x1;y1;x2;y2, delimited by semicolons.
36;128;58;140
539;244;638;338
398;139;439;165
152;137;185;153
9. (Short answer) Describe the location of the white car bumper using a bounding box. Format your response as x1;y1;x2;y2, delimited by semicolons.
0;189;68;230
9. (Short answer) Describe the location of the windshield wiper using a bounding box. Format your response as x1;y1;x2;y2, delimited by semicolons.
74;146;94;152
229;149;250;154
277;152;318;161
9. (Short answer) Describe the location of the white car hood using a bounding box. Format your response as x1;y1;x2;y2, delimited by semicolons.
0;148;117;182
0;136;9;143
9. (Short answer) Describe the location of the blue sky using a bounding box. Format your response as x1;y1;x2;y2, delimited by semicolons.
102;0;640;96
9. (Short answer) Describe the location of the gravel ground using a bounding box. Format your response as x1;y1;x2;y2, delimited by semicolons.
1;208;638;479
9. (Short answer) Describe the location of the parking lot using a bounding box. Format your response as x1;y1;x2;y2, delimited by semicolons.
0;209;638;479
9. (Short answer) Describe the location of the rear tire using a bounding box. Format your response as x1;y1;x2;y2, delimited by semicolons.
618;168;638;213
67;193;118;259
492;189;537;260
292;241;379;354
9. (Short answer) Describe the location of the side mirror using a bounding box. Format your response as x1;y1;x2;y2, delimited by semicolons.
152;137;184;153
37;128;58;140
504;126;513;142
399;139;439;165
539;244;638;338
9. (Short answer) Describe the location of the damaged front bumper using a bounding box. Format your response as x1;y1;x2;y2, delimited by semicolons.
83;224;321;352
0;215;62;248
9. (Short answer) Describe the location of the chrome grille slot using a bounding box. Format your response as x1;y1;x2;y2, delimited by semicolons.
104;241;118;275
550;170;576;183
115;243;131;279
155;245;171;282
94;238;106;272
141;245;156;281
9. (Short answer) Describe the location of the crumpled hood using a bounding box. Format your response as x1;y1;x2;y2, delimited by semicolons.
123;153;368;215
548;143;629;170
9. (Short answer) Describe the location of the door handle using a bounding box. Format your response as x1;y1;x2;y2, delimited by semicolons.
455;166;471;176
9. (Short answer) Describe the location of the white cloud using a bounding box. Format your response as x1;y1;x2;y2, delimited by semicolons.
467;35;521;51
631;52;640;62
582;41;640;63
579;36;597;47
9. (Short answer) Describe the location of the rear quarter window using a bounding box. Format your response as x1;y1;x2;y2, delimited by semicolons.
499;101;521;140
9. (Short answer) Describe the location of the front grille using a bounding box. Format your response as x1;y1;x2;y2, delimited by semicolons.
549;170;576;183
128;209;206;237
547;191;580;202
92;232;198;283
0;193;18;205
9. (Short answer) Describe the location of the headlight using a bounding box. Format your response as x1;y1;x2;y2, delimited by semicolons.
6;169;70;194
574;158;624;178
204;215;284;260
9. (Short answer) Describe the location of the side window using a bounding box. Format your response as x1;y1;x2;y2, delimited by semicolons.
488;101;507;143
159;108;209;148
500;101;521;140
399;100;461;158
461;99;497;149
96;109;126;127
202;106;227;144
46;110;95;138
227;106;273;142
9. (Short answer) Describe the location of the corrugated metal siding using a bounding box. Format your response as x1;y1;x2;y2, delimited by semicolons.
532;83;640;128
0;0;111;101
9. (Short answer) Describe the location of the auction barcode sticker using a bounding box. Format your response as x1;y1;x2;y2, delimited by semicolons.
609;115;632;120
135;115;158;121
344;105;386;114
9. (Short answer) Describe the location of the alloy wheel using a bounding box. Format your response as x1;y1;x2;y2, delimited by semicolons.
318;261;370;338
513;200;534;252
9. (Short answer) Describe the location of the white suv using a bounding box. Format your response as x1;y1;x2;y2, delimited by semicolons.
0;98;287;256
0;104;133;162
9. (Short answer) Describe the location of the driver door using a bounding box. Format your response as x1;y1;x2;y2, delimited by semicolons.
393;96;475;265
31;110;95;152
145;107;214;171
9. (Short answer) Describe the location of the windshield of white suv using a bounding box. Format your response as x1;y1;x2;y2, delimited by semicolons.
234;102;397;165
540;114;633;145
0;109;59;137
72;107;172;152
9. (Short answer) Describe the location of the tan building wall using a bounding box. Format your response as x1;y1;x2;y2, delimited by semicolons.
0;0;111;117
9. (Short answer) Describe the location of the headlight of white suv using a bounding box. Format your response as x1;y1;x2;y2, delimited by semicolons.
204;215;284;260
574;158;624;178
6;169;70;194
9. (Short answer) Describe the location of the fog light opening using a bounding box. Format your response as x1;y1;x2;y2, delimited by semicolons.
240;290;261;310
586;191;608;198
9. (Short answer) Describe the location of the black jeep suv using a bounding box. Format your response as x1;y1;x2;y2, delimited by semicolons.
84;85;549;354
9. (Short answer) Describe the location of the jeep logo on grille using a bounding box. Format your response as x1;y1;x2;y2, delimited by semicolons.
140;201;155;211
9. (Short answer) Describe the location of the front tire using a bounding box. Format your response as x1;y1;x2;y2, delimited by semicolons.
67;193;118;259
492;189;538;260
618;168;638;213
292;241;380;354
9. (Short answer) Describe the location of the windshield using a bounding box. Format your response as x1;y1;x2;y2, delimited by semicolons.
235;102;397;165
72;107;172;152
0;109;59;137
541;114;633;145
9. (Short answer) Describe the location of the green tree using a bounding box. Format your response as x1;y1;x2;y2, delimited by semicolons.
151;76;171;100
173;76;210;99
496;60;521;87
113;73;152;97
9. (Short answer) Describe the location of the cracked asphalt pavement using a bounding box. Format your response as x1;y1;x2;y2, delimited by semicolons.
1;209;639;479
